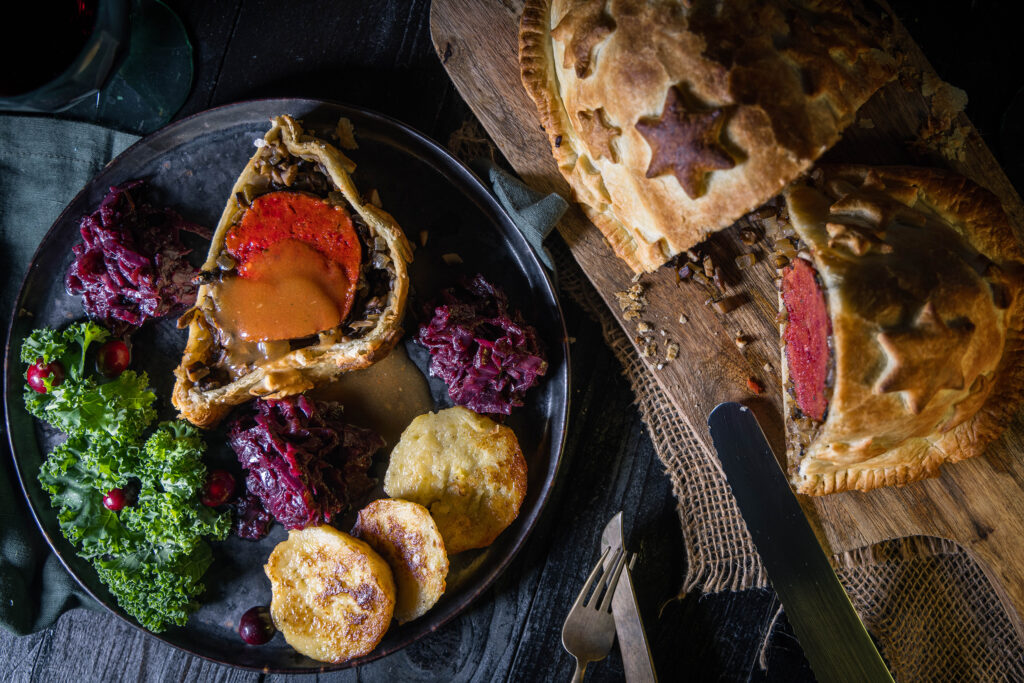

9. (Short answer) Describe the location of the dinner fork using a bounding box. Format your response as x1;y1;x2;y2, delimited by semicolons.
561;544;629;682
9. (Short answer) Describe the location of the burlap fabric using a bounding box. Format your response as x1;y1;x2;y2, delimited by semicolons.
447;120;1024;681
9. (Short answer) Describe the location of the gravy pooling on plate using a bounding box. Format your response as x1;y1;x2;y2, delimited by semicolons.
312;344;433;448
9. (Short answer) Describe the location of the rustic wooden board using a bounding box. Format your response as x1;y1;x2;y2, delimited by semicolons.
430;0;1024;637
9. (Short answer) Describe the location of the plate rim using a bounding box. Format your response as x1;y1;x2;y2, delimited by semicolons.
3;97;570;672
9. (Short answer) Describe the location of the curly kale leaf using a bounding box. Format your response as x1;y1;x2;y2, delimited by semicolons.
65;321;109;378
38;436;137;559
25;370;155;443
94;542;214;632
19;327;66;365
118;422;231;554
21;321;152;442
19;320;109;378
137;421;209;499
37;419;230;632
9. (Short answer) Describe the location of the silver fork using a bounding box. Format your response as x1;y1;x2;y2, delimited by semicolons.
561;545;629;682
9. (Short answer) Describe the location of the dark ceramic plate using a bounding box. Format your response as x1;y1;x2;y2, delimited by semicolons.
3;99;569;672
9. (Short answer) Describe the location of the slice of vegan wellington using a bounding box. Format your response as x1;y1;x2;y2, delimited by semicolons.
172;115;412;428
779;165;1024;495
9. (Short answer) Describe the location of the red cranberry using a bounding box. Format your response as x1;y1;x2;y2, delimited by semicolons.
238;606;276;645
103;488;128;511
27;359;65;394
201;469;236;507
96;340;131;377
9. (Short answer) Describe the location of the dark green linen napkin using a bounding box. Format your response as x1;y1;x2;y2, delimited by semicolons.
0;115;138;635
471;159;567;272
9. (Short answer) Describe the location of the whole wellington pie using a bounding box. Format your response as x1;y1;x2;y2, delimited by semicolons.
780;165;1024;494
519;0;896;272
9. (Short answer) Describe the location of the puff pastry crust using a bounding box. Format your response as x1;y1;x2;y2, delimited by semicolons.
519;0;896;272
172;115;412;428
781;165;1024;495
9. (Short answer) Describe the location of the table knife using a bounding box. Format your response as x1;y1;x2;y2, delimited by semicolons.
707;402;894;682
601;512;658;682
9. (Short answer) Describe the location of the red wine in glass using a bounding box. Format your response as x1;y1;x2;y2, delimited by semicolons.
1;0;192;134
0;1;100;97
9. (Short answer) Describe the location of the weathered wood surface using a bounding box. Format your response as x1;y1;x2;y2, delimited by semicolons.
430;0;1024;635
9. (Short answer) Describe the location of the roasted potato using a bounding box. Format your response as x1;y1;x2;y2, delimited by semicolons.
265;525;395;663
383;407;527;554
353;498;449;624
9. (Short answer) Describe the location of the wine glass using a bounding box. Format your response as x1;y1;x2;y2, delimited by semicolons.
0;0;193;135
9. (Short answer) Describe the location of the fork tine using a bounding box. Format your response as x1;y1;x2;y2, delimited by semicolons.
583;546;623;608
571;545;611;610
597;548;627;613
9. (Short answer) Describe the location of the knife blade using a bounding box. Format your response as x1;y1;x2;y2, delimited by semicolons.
707;402;893;683
601;512;658;682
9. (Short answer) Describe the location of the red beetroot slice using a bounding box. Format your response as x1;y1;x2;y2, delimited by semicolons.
225;191;361;284
781;258;831;421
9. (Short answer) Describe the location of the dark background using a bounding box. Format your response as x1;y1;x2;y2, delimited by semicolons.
1;1;1020;680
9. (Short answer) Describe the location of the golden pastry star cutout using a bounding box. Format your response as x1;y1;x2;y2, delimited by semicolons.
829;191;926;230
826;220;892;256
875;302;974;414
782;12;871;96
576;108;620;161
551;2;616;79
635;86;735;199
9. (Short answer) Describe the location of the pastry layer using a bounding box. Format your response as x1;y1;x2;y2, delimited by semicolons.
781;165;1024;494
520;0;896;272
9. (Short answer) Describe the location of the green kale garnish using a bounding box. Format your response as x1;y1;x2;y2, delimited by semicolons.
19;326;66;366
26;369;156;443
26;322;229;633
22;321;153;443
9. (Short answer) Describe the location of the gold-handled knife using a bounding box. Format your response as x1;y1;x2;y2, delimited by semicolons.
601;512;658;682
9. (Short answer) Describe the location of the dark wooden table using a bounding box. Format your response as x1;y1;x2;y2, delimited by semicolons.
1;1;1019;681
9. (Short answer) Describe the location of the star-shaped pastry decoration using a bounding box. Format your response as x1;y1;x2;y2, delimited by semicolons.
829;191;926;230
635;86;736;199
551;2;616;79
943;374;989;433
576;108;621;161
874;302;974;414
825;220;892;256
782;13;871;96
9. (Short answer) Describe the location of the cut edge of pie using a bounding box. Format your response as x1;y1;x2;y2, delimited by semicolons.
780;165;1024;495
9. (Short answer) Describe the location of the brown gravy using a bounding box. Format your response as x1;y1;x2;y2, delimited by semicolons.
311;345;434;448
214;238;352;342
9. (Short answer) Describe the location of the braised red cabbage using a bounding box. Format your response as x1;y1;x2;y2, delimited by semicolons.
417;274;547;415
66;180;209;333
231;492;274;541
227;396;382;532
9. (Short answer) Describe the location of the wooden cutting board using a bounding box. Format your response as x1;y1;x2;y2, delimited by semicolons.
430;0;1024;638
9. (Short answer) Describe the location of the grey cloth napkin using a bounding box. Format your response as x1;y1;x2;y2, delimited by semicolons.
0;115;138;635
472;159;567;271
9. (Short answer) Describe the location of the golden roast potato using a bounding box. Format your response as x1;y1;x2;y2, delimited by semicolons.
383;407;527;554
353;498;449;624
265;525;396;663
